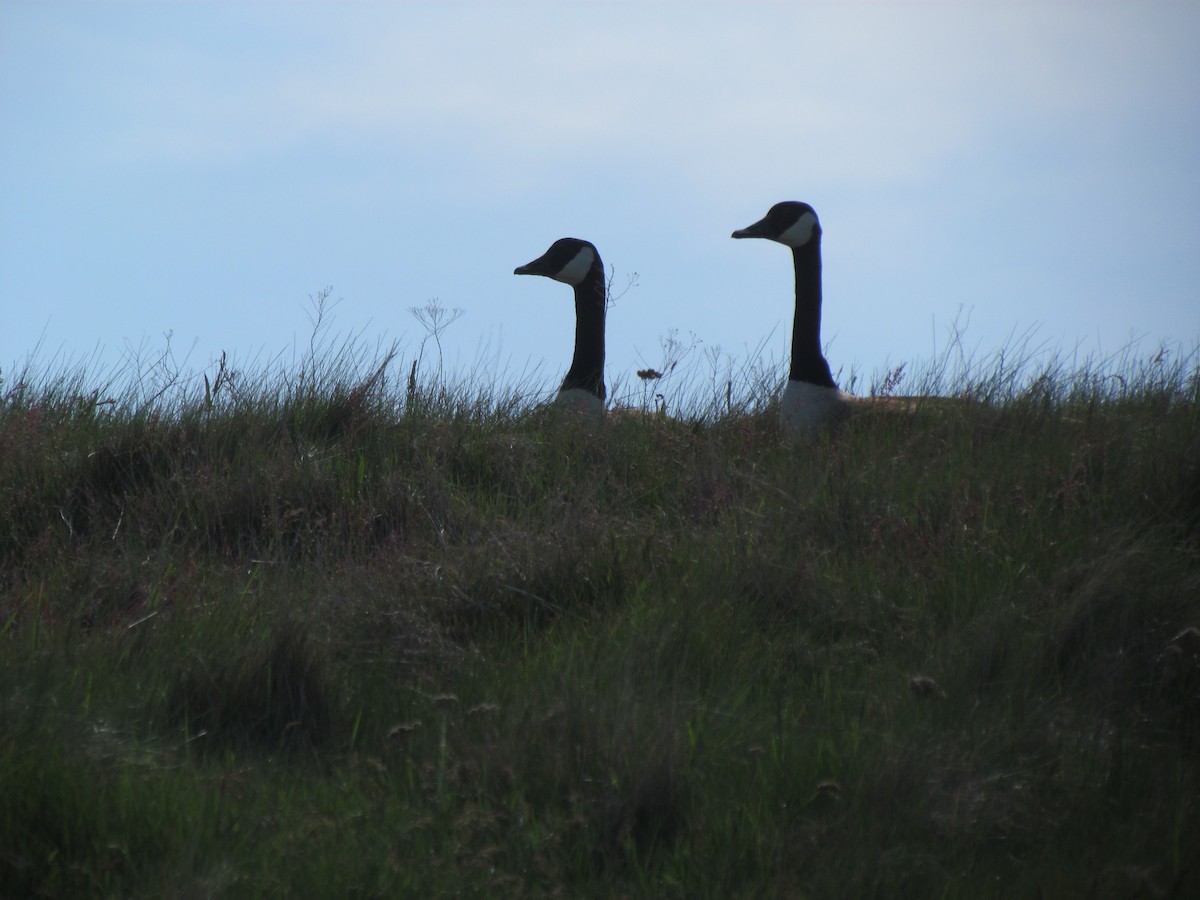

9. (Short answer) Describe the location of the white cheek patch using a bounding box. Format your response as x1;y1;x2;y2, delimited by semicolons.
554;245;595;286
777;211;818;248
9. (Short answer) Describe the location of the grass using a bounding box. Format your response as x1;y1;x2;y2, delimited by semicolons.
2;318;1199;898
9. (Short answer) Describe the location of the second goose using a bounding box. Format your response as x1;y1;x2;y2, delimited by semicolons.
733;201;932;434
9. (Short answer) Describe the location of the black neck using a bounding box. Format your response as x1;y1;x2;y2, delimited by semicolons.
788;240;837;389
561;260;606;400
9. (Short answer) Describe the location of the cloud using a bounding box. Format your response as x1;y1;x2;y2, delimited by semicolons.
17;1;1191;207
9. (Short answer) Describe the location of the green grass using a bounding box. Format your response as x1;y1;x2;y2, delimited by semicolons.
2;330;1199;898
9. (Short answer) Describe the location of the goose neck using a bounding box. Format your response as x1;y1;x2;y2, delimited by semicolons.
562;261;607;400
789;242;837;389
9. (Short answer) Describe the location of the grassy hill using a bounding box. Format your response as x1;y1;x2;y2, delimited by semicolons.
2;337;1198;898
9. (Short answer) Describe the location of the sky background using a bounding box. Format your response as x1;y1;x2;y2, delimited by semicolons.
2;2;1199;405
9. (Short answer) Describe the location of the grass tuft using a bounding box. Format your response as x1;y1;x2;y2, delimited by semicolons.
2;324;1198;896
165;620;335;753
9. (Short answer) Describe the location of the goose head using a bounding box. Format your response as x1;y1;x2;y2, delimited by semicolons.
514;237;599;285
732;201;821;249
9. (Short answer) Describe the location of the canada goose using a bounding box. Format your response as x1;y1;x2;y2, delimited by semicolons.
515;237;606;414
734;201;931;434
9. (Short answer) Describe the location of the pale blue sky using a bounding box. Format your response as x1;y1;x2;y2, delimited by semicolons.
2;3;1198;403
